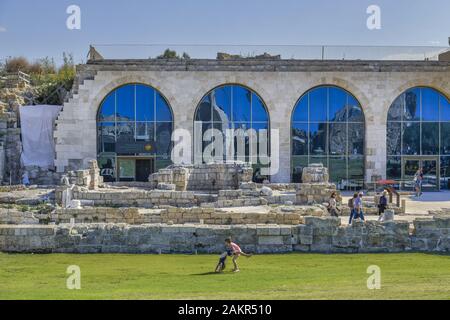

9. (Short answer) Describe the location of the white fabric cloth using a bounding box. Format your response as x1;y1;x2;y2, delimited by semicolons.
19;105;62;168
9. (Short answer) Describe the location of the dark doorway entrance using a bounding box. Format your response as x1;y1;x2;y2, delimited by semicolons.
135;159;153;182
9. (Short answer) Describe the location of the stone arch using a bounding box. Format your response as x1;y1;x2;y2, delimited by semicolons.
90;74;177;120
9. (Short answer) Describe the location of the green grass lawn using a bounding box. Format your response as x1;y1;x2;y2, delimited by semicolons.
0;253;449;300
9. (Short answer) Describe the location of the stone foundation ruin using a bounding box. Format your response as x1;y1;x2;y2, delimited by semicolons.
0;162;448;254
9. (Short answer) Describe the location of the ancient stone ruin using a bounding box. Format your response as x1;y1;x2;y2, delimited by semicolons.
0;162;448;254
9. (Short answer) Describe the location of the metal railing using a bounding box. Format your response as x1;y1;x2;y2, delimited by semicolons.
90;44;449;61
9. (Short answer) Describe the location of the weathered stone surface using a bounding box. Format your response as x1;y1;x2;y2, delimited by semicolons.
1;216;449;253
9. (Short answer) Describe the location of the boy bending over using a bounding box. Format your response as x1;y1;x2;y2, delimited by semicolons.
225;238;252;273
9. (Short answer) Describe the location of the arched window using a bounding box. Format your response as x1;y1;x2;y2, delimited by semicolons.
194;84;270;182
291;86;365;189
386;87;450;190
97;83;173;182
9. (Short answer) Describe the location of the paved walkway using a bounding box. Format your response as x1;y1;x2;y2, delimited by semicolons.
340;191;450;225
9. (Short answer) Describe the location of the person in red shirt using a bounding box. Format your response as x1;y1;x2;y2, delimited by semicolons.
225;238;252;273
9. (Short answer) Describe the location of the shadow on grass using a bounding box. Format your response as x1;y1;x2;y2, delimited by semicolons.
190;271;227;276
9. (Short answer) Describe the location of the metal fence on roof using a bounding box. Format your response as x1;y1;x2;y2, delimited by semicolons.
90;44;449;61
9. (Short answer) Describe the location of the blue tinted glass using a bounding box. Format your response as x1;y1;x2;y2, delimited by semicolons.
421;88;440;121
196;96;212;121
98;122;115;153
156;122;173;156
387;95;404;121
387;122;401;155
136;122;154;142
292;156;309;182
251;93;268;122
347;123;364;155
293;95;308;122
99;92;115;121
328;87;347;122
212;86;232;122
309;87;327;122
292;123;308;155
404;88;420;121
441;156;450;189
440;95;450;121
135;85;154;121
116;85;135;121
441;123;450;155
348;155;364;180
232;86;251;122
155;93;172;121
422;122;439;155
329;156;347;183
347;95;364;122
328;123;346;155
309;122;328;155
402;122;420;155
386;157;401;180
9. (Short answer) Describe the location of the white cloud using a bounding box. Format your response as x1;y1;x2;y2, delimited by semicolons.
0;26;6;32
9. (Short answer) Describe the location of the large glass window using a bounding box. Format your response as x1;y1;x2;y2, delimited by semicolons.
291;86;365;189
97;84;173;181
194;84;270;181
386;87;450;189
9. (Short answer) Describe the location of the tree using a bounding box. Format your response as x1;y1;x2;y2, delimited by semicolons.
157;49;178;59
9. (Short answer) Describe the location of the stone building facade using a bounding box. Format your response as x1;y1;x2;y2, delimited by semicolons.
54;59;450;186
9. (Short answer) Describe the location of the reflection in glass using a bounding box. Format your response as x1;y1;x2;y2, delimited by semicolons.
136;85;154;121
347;123;364;155
329;87;347;122
387;122;401;155
329;156;347;186
421;88;439;121
441;157;450;189
99;93;115;121
310;123;328;155
329;123;346;155
292;156;308;183
402;122;420;155
292;123;308;155
387;95;403;121
441;123;450;155
291;86;365;188
387;87;450;189
195;85;269;167
404;88;420;121
97;84;174;181
387;157;401;180
116;85;135;121
309;87;327;122
422;123;439;155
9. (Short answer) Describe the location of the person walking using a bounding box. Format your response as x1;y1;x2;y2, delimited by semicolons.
348;193;358;224
353;192;365;222
377;190;388;221
327;192;340;217
414;169;422;197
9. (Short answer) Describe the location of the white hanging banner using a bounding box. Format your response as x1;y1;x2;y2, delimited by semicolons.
19;105;62;168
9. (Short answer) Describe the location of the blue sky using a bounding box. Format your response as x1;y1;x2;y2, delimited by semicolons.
0;0;449;64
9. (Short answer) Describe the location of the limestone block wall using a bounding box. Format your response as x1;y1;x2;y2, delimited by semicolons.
149;163;253;191
54;60;450;183
1;216;449;253
68;189;199;207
